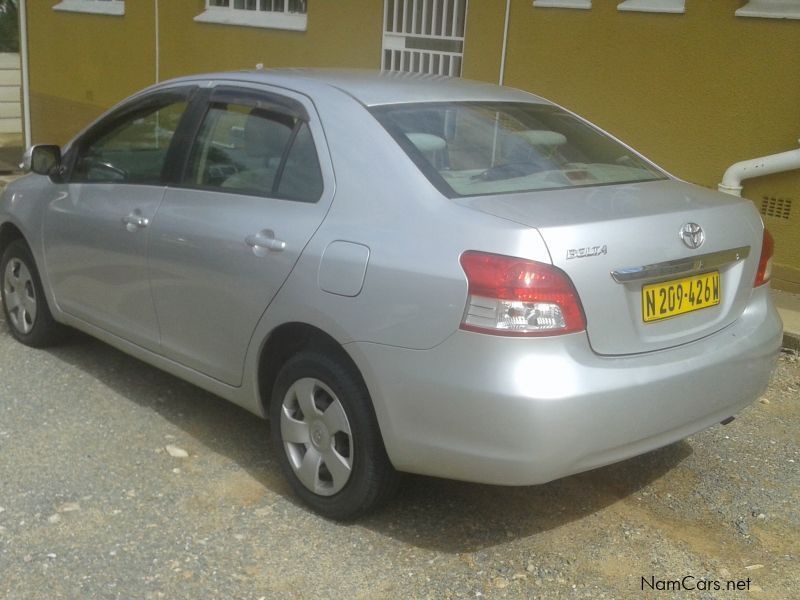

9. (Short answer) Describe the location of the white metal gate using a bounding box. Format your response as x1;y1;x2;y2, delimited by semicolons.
382;0;468;77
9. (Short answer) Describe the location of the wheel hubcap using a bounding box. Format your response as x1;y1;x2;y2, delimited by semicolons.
280;377;353;496
310;420;330;449
3;258;37;335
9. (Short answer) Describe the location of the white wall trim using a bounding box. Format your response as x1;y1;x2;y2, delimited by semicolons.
533;0;591;9
194;7;308;32
618;0;685;14
53;0;125;17
736;1;800;20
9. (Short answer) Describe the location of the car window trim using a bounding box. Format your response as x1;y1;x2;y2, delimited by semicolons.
162;87;213;186
209;86;309;122
270;120;302;197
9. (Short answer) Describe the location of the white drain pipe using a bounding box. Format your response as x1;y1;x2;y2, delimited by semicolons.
718;140;800;196
19;0;31;148
499;0;511;85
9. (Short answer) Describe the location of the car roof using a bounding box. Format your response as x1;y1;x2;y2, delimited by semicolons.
161;69;549;107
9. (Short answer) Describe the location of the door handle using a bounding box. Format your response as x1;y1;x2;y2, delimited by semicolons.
122;212;150;232
246;230;286;254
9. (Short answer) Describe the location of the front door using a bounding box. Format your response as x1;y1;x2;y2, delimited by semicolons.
148;86;332;386
382;0;468;76
42;91;192;351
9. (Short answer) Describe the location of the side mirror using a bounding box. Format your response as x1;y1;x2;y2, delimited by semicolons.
22;145;62;177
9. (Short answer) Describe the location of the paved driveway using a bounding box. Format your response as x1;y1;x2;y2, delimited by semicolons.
0;312;798;598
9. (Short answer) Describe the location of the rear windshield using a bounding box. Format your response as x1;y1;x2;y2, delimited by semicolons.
371;102;666;197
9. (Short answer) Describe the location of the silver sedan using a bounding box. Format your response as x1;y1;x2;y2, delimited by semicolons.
0;70;782;519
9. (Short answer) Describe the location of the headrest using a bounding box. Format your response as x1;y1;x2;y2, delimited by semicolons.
512;130;567;147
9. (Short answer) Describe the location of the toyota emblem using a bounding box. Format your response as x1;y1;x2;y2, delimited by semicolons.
679;222;705;249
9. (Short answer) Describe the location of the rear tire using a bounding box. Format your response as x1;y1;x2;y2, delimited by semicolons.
270;350;399;520
1;239;64;347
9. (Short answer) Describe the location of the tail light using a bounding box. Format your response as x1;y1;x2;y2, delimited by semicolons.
754;228;774;287
459;251;586;336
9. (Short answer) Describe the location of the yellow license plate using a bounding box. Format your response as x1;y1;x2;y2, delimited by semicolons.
642;271;720;323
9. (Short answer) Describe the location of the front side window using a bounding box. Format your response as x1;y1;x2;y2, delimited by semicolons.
185;101;322;202
372;102;666;198
72;100;188;184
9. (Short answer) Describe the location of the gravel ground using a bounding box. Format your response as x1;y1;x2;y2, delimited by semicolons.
0;315;798;599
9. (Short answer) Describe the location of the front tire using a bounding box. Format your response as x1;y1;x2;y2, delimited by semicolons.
270;351;399;520
1;239;64;347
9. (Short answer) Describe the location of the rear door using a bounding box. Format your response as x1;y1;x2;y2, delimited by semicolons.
148;85;332;386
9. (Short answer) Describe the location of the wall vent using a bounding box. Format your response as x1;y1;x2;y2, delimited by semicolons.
760;196;792;220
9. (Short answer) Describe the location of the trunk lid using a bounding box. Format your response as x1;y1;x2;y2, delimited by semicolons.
456;180;763;355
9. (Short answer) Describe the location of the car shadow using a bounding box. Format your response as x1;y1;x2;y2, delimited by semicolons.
37;329;691;554
365;445;690;553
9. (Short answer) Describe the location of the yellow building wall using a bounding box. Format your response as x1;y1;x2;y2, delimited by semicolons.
27;2;157;145
27;1;384;145
461;0;504;85
25;1;800;288
463;0;800;290
157;2;383;81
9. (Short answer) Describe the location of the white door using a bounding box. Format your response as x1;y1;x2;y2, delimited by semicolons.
382;0;468;76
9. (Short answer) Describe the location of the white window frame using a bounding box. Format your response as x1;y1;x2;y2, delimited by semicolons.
736;0;800;20
533;0;591;9
617;0;685;14
194;1;308;32
53;0;125;16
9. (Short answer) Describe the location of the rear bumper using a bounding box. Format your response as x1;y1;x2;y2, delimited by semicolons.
346;285;782;485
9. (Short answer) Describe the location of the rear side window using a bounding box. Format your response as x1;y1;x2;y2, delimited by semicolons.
276;123;323;202
185;100;323;202
372;102;666;198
